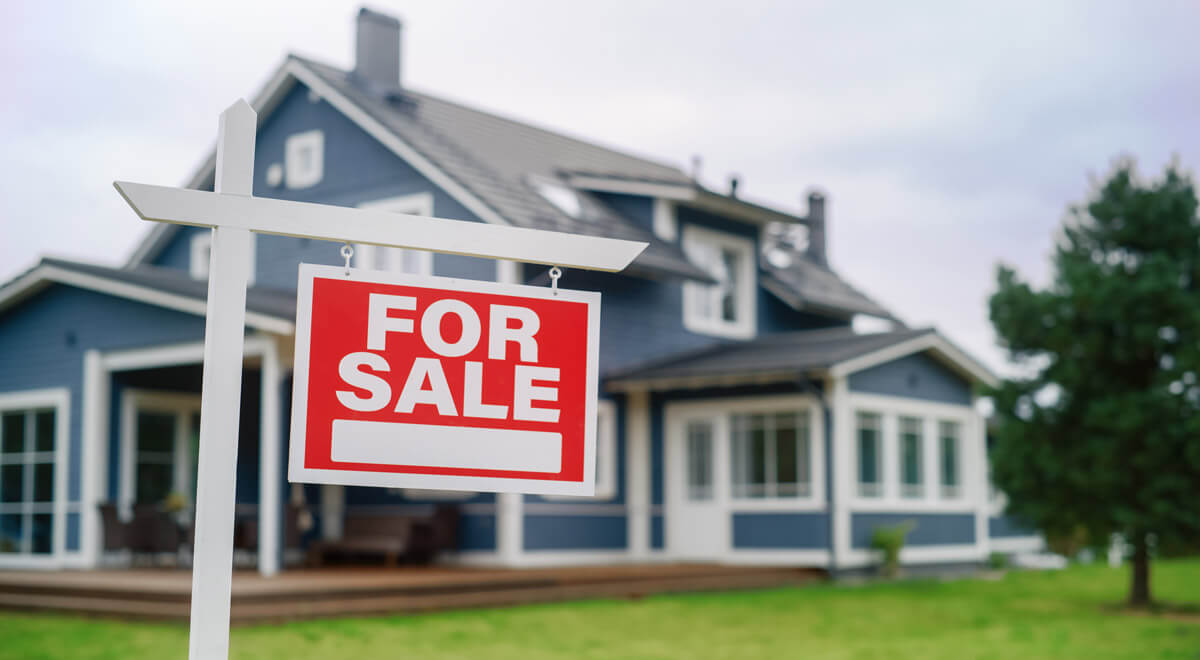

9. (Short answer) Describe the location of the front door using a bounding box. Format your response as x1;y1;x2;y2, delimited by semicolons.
666;413;728;559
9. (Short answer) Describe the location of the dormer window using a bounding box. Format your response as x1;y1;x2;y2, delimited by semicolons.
531;179;583;219
285;130;324;189
681;225;756;339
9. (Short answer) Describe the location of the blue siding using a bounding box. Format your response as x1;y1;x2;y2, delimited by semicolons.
151;83;489;288
732;512;829;549
989;515;1036;538
758;289;847;334
0;285;208;508
66;513;80;551
524;515;627;551
851;512;976;549
459;514;497;551
848;351;973;405
593;192;655;236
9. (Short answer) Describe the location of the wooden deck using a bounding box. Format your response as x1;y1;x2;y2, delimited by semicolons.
0;563;824;623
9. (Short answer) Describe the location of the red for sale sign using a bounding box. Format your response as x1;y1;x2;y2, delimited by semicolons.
288;264;601;495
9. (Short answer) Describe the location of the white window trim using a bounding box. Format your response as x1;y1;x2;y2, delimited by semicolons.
665;394;826;513
652;198;678;242
118;390;202;518
189;229;254;285
284;129;325;189
355;193;436;275
680;224;757;340
0;388;70;568
189;231;212;280
845;392;979;513
542;399;617;501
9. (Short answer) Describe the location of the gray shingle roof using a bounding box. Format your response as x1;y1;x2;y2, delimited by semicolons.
605;326;934;386
295;56;709;282
762;255;894;320
35;258;296;322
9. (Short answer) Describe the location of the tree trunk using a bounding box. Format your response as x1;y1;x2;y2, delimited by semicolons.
1128;533;1151;608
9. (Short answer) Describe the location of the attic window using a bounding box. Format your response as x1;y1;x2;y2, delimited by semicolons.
532;179;582;219
682;225;756;339
285;130;324;189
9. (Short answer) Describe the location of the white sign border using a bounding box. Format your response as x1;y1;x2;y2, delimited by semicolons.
287;263;602;496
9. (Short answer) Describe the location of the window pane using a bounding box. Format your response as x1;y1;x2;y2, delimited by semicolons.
731;414;767;498
30;514;52;555
2;413;24;454
34;410;55;452
686;421;713;501
0;514;22;553
137;412;175;453
136;463;173;505
719;247;740;322
940;421;960;498
1;464;23;503
857;413;881;497
32;463;53;502
900;416;923;497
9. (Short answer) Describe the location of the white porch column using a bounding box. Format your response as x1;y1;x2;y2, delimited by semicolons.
258;338;282;576
496;492;523;565
626;391;650;559
80;350;108;568
829;376;851;571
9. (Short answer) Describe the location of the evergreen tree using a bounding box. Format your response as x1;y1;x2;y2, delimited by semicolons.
988;159;1200;607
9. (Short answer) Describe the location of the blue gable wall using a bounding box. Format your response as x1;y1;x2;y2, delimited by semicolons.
848;351;973;405
151;82;494;289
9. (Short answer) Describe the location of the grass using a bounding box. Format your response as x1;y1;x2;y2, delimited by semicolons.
3;559;1200;659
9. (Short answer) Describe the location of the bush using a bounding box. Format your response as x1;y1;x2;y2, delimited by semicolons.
870;521;915;578
988;551;1010;570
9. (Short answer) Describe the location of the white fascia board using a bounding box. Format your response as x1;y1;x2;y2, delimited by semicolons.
829;332;998;388
564;175;697;201
0;264;293;335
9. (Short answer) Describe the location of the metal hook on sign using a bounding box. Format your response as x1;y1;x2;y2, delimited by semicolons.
341;243;354;277
549;266;562;296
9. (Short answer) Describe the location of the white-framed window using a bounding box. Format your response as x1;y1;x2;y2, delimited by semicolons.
685;419;714;501
189;231;212;280
0;389;68;561
356;193;436;276
856;411;883;498
119;391;201;517
899;416;924;499
731;410;811;499
285;130;324;189
541;399;617;500
189;229;254;284
681;225;756;339
939;420;961;499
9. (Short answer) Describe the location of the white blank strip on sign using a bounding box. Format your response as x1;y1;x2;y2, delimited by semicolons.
331;420;562;473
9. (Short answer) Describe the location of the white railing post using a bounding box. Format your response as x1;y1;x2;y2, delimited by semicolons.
188;99;256;660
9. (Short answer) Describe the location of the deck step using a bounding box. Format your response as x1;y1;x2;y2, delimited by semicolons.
0;565;825;623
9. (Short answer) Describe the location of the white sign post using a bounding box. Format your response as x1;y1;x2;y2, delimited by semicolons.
114;99;645;660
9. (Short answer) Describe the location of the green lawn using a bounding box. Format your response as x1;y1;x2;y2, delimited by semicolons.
4;559;1200;659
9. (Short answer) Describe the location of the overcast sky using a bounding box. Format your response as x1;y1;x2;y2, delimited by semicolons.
3;1;1199;373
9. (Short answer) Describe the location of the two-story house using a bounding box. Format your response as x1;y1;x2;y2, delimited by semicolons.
0;8;1038;575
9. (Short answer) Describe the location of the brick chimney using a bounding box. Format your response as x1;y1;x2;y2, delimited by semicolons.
806;190;827;267
353;7;403;95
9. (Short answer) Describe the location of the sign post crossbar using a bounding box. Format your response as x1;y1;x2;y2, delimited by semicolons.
113;98;646;660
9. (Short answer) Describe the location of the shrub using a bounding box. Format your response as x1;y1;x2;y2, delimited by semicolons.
870;521;915;578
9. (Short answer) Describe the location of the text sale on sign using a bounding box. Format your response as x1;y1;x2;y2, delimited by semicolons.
288;264;602;496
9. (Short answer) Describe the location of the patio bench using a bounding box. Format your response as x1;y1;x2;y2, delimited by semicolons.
306;505;460;566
